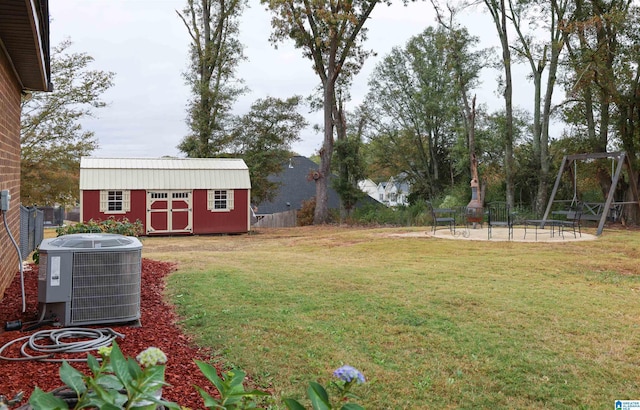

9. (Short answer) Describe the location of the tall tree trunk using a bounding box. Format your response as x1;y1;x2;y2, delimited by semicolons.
314;70;337;224
536;0;566;214
334;97;348;221
484;0;515;206
500;0;515;207
537;51;560;213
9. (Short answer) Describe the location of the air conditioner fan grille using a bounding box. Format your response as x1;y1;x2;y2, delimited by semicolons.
70;250;141;324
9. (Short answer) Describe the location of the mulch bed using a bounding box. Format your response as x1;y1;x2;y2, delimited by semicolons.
0;259;225;409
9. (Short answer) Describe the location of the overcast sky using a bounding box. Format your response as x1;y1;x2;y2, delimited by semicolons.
48;0;522;159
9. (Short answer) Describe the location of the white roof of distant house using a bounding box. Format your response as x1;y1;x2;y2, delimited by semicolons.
79;157;251;190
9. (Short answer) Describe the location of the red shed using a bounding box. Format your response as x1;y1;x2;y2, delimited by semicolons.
79;157;252;235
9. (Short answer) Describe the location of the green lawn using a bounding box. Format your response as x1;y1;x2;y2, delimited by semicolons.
142;226;640;409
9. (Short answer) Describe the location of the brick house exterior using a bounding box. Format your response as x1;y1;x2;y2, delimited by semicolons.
0;1;51;299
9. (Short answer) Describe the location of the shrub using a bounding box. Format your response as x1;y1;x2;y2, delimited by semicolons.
33;218;143;264
350;202;431;227
27;343;364;410
297;198;316;226
56;217;143;237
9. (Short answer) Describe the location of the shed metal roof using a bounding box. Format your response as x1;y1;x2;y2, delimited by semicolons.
80;157;251;190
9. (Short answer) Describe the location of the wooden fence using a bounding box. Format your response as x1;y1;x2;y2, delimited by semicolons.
253;210;297;228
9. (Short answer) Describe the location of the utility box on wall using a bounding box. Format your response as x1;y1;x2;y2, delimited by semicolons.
38;233;142;326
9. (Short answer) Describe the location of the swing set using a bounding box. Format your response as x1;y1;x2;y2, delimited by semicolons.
543;151;640;236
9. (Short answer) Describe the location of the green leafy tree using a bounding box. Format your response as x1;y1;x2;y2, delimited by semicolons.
559;0;640;222
20;39;115;206
507;0;568;213
177;0;247;157
480;108;531;204
262;0;387;224
332;104;367;218
229;96;308;204
364;27;465;200
558;0;628;153
431;2;487;207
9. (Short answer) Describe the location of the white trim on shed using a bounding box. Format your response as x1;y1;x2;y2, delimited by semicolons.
80;157;251;190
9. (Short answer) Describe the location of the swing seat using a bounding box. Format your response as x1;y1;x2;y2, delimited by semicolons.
544;152;639;236
552;202;584;238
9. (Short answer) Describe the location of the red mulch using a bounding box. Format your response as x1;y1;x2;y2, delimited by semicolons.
0;259;223;409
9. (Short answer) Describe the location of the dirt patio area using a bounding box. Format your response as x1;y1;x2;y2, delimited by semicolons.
394;225;598;242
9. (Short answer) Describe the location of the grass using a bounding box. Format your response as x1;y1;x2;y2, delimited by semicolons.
142;226;640;409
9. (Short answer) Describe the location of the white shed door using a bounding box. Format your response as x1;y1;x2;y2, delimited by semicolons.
147;191;193;234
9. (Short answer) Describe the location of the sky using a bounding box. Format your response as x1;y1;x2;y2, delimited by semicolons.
48;0;522;159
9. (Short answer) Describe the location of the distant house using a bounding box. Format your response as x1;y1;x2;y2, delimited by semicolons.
254;156;341;217
80;157;252;235
0;1;51;299
382;176;410;207
358;179;381;203
359;176;411;207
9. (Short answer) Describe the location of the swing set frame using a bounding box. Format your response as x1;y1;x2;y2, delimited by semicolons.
543;151;640;236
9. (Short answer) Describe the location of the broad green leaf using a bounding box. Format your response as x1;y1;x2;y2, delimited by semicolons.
195;360;225;394
87;354;100;376
228;369;247;388
127;356;144;379
195;386;223;408
59;361;86;396
341;403;365;410
109;341;133;385
95;403;121;410
28;387;69;410
80;397;111;410
221;394;242;406
81;381;122;408
141;364;166;386
157;398;182;410
307;382;330;410
95;373;124;390
283;398;307;410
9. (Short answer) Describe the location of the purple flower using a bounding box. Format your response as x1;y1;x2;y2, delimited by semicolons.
333;365;365;384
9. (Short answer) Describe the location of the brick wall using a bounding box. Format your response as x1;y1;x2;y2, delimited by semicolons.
0;48;23;300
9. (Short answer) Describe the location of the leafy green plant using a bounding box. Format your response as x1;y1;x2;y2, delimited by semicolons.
194;361;270;409
297;198;316;226
33;217;144;264
55;217;143;237
27;342;270;410
29;342;179;410
284;366;366;410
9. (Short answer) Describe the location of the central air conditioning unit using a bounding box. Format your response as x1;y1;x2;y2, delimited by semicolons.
37;233;143;326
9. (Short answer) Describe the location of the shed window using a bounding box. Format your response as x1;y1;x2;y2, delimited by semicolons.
207;190;234;212
100;190;130;214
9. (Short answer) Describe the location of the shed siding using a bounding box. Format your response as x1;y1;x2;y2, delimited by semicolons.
81;190;147;225
82;189;250;235
192;189;250;234
79;158;251;236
